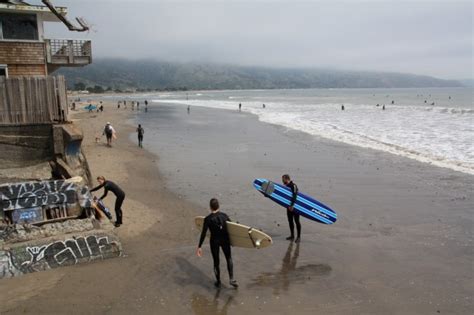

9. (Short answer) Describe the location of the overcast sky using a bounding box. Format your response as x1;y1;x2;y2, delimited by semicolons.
40;0;472;79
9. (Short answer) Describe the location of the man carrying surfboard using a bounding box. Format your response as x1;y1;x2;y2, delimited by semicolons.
282;174;301;243
196;198;238;288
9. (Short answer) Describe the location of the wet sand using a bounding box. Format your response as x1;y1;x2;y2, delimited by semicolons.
1;101;473;314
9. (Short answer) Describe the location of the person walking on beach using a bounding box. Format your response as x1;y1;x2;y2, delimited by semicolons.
103;122;116;147
282;174;301;243
137;124;144;148
90;176;125;227
197;198;238;288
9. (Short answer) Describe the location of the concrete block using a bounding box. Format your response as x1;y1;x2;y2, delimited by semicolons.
0;231;122;279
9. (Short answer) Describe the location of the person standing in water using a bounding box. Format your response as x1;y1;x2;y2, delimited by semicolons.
90;176;125;227
282;174;301;243
197;198;238;288
239;103;242;112
137;124;144;148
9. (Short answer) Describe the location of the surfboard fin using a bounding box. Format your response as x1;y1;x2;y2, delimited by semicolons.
248;228;262;249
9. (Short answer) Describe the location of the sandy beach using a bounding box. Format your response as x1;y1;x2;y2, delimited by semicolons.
0;100;472;314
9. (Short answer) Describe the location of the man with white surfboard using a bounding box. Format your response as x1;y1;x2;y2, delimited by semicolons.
196;198;239;288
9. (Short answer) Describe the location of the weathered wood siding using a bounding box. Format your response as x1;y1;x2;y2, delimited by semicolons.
0;76;69;125
0;41;46;76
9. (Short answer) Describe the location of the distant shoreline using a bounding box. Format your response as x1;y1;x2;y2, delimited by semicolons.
68;85;472;98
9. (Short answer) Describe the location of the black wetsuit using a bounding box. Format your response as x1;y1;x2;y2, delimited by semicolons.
137;127;144;147
198;212;233;282
91;180;125;224
286;181;301;239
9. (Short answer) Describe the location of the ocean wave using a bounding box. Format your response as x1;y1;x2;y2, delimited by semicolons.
157;99;474;175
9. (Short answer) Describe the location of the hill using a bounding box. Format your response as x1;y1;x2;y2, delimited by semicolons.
57;59;463;92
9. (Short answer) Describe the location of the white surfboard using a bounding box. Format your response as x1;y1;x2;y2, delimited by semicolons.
195;216;272;249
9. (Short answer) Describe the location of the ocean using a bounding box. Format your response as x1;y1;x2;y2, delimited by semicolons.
96;87;473;175
146;87;473;175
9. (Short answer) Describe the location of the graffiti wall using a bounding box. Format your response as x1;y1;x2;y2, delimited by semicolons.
0;179;92;224
0;179;92;211
0;233;121;279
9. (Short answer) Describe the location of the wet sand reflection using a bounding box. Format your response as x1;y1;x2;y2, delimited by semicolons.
191;289;234;315
248;242;332;295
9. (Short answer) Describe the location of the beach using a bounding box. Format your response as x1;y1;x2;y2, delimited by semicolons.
0;100;472;314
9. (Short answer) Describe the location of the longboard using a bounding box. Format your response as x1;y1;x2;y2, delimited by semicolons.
195;216;272;249
253;178;338;225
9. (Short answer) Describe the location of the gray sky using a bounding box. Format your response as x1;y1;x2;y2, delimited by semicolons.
40;0;473;79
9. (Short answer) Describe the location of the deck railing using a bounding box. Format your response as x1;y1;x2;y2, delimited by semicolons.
45;39;92;66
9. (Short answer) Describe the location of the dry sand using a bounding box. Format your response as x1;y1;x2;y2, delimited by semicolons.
0;102;199;313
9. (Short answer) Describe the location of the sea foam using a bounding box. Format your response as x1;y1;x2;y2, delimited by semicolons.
156;99;474;175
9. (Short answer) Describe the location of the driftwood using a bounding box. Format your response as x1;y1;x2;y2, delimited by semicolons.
42;0;89;32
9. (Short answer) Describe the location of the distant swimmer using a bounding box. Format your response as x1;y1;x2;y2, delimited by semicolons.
136;124;144;148
137;101;140;110
431;102;435;106
197;198;238;288
282;174;301;243
239;103;242;112
382;104;385;110
448;96;451;100
187;105;191;114
424;100;427;103
262;103;266;109
341;105;345;111
376;104;380;107
391;100;394;104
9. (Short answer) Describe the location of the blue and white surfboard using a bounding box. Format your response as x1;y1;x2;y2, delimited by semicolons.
253;178;338;225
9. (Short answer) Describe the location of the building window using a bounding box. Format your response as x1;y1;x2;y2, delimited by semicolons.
0;13;38;40
0;65;8;77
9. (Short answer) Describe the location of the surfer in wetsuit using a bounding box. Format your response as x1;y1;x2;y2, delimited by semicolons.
137;124;144;148
282;174;301;243
90;176;125;227
197;198;238;288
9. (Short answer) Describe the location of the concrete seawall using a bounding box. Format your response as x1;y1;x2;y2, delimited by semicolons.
0;230;122;279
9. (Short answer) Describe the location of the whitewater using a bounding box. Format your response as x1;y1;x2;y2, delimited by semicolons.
150;88;473;175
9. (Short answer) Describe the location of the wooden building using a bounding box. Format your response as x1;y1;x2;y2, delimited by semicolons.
0;1;93;185
0;0;92;77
